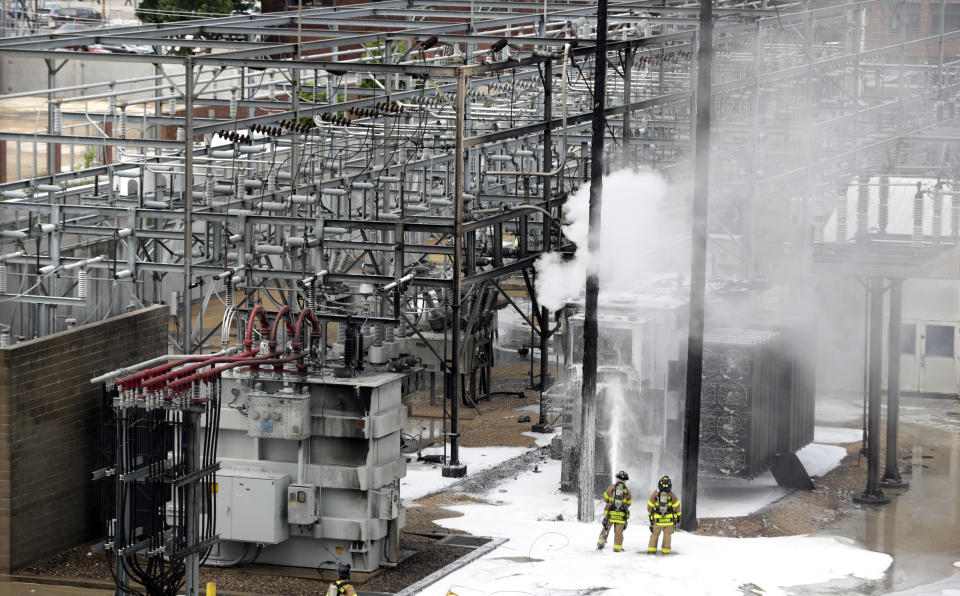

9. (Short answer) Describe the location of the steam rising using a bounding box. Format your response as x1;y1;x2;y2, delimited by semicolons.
535;169;689;310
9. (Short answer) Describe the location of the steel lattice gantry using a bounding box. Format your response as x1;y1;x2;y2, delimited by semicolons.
1;0;960;592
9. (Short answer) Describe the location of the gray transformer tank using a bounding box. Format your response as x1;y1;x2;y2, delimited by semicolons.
208;369;408;572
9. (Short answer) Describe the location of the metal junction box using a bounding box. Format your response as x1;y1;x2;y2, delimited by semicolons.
287;483;319;525
215;469;290;544
377;486;400;520
247;388;311;440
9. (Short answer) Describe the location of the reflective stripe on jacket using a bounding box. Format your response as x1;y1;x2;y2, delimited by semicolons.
647;490;680;526
606;509;629;524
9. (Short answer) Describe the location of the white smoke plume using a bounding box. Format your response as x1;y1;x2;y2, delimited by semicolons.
535;168;689;310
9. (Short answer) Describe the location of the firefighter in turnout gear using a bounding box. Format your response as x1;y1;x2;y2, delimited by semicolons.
647;475;681;554
327;564;357;596
597;470;632;552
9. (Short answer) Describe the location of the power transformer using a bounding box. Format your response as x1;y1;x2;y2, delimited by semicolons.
208;370;407;571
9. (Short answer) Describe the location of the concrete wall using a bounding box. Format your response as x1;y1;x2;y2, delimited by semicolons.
0;305;168;572
817;275;960;394
0;57;167;97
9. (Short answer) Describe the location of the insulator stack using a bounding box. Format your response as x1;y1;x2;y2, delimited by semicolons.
374;323;384;346
52;104;62;134
933;187;944;238
952;194;960;238
118;108;127;139
836;187;848;243
229;90;239;120
343;326;356;367
108;94;117;116
814;193;824;245
878;175;889;233
77;269;88;299
384;324;394;343
856;175;869;237
225;276;234;308
912;184;924;249
337;321;346;344
168;93;176;116
0;262;7;294
0;332;8;348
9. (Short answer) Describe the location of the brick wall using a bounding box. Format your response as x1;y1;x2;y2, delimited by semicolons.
0;305;169;572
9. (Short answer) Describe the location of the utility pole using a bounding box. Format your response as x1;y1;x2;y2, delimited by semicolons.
680;0;713;532
442;67;467;479
183;55;193;355
577;0;607;523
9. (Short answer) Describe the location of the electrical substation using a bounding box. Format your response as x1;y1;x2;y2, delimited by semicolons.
0;0;959;594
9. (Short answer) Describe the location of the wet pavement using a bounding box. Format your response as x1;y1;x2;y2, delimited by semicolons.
791;394;960;595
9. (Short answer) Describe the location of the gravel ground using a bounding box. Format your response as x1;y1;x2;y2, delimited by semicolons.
20;358;903;593
404;363;556;448
695;432;914;538
20;366;552;595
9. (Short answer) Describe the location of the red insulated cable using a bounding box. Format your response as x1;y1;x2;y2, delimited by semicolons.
244;304;271;350
268;305;295;352
291;308;322;375
167;351;304;395
120;307;271;390
268;306;296;372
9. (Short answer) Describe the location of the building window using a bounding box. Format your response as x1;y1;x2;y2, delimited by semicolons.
925;324;955;358
890;3;924;34
930;2;960;33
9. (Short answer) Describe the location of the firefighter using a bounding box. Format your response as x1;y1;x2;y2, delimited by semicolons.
597;470;631;552
327;564;357;596
647;475;681;554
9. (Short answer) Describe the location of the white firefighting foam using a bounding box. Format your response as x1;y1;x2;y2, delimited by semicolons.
417;458;891;596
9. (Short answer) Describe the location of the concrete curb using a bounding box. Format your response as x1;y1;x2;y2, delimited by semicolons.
392;536;507;596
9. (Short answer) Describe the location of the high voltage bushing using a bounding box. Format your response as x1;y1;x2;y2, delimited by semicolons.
77;269;88;299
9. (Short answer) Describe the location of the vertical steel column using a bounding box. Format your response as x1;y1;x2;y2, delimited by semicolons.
622;48;633;167
183;408;201;596
114;406;130;596
534;59;553;433
744;20;762;278
46;59;57;180
442;67;468;478
854;278;890;504
577;0;607;523
680;0;713;532
852;6;862;171
938;0;946;95
183;56;194;355
881;279;908;488
898;3;906;137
